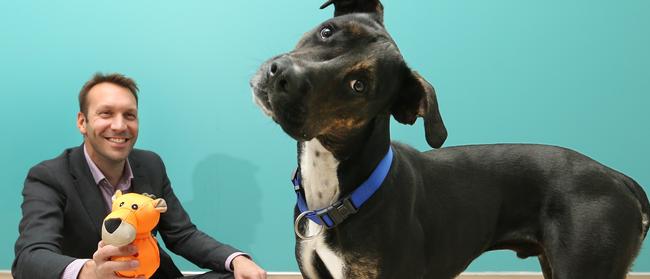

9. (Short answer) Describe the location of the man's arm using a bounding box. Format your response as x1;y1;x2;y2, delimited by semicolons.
13;162;145;279
12;163;76;279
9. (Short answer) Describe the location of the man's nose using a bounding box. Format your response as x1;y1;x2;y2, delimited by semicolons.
110;115;127;131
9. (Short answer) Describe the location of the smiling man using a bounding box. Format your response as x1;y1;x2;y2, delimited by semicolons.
13;73;266;279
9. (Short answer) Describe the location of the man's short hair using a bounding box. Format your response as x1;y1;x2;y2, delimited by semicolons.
79;72;139;115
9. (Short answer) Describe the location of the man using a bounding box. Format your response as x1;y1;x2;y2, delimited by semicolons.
13;73;267;279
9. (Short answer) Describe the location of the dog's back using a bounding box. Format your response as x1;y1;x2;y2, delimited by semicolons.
413;143;649;261
622;176;650;238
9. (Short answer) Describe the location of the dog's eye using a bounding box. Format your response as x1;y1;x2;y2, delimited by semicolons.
119;202;124;207
131;204;138;210
320;27;333;39
350;80;365;93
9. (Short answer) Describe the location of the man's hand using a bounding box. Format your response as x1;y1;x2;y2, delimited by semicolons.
232;255;267;279
78;241;144;279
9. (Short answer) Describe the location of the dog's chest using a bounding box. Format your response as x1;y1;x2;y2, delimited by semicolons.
300;139;340;208
298;139;346;279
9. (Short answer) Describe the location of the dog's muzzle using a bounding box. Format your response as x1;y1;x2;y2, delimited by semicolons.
252;58;318;140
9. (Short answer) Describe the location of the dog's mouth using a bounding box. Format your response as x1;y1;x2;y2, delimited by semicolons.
250;67;276;117
251;72;318;141
251;86;275;118
250;87;316;141
276;106;314;141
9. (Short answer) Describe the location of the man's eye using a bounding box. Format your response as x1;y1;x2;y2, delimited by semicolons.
125;114;137;120
99;112;111;117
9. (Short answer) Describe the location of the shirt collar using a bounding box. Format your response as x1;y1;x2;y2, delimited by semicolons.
83;144;134;186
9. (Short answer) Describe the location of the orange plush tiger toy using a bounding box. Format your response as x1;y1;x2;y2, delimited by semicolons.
102;190;167;278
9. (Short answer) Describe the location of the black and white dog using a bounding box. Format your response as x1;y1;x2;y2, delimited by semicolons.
250;0;649;278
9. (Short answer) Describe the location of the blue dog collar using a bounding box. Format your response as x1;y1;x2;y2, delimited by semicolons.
291;146;394;229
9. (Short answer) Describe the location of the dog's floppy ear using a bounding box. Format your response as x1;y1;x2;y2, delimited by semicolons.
320;0;384;23
391;70;447;148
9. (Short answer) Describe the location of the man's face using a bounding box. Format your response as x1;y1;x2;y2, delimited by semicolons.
77;82;139;166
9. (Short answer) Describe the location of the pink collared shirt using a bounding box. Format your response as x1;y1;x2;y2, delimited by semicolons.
62;145;242;279
84;145;134;212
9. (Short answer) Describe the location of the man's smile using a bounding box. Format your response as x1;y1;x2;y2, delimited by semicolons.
105;137;131;145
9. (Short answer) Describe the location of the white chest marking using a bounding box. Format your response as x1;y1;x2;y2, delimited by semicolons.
298;139;345;279
300;139;340;209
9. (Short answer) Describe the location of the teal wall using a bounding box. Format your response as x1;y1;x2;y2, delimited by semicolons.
1;0;648;273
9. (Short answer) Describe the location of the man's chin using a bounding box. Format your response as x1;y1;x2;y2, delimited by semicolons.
86;141;132;165
103;148;134;163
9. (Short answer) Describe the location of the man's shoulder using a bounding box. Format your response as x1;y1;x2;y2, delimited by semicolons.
129;148;164;164
26;146;82;182
31;146;79;170
128;149;168;177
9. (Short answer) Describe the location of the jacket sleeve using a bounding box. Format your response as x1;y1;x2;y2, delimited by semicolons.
154;155;241;272
12;163;76;279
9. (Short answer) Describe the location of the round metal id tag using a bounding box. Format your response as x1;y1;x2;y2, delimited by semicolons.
294;211;324;240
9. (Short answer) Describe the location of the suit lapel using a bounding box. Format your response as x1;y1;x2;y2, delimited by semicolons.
129;153;154;196
68;145;107;236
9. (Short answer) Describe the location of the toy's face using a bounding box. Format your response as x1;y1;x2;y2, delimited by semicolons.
102;191;167;247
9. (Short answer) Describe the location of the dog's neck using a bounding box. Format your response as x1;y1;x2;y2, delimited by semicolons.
299;139;340;209
298;116;391;210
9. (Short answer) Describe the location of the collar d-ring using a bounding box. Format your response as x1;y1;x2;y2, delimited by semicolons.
294;210;324;240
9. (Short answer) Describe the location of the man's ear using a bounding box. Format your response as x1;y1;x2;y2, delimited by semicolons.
77;112;87;135
320;0;384;23
391;70;447;148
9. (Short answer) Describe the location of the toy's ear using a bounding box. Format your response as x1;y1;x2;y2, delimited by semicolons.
112;190;123;201
320;0;384;23
153;199;167;213
391;70;447;148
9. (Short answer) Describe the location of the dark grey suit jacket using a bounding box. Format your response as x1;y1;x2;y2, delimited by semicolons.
13;145;240;279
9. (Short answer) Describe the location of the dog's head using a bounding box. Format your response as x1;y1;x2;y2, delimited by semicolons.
251;0;446;149
101;191;167;247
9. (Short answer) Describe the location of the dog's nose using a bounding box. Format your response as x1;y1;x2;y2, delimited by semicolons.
269;62;280;76
104;218;122;234
268;57;295;93
268;56;290;77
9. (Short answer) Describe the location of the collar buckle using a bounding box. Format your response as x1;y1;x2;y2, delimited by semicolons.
323;197;357;226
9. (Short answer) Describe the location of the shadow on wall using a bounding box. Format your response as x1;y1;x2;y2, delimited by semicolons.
184;153;263;252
